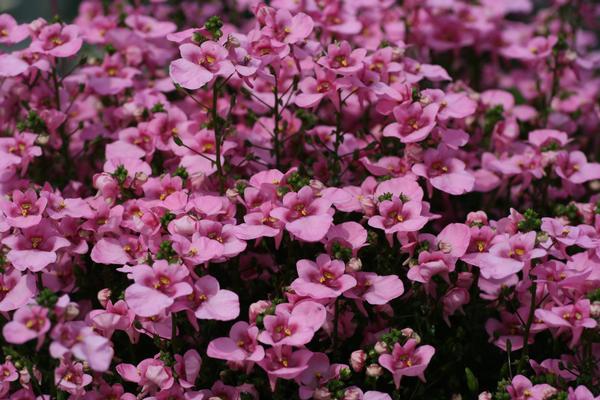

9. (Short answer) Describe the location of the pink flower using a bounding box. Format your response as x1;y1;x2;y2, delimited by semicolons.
378;339;435;389
0;270;37;312
54;358;92;396
257;346;314;391
49;323;114;372
169;41;235;90
258;301;326;346
124;260;193;317
2;222;70;272
174;350;202;388
30;23;83;57
412;145;475;195
290;254;357;299
318;41;366;75
506;375;556;400
295;67;343;110
0;54;30;77
270;187;334;242
0;189;47;228
263;9;314;44
344;272;404;305
368;197;428;235
502;35;558;61
207;321;265;362
191;274;240;321
567;386;600;400
535;300;597;348
124;15;176;39
0;14;29;44
89;300;135;339
383;103;439;143
116;358;174;393
555;151;600;184
2;304;51;349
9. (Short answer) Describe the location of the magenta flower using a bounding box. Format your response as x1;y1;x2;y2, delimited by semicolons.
124;15;176;39
295;66;342;110
30;23;82;57
116;358;174;394
291;254;357;299
170;41;234;90
257;346;314;391
0;270;37;312
263;9;314;44
506;375;556;400
174;350;202;389
191;275;240;321
318;41;366;75
270;187;334;242
378;339;435;389
0;14;29;44
368;197;428;235
207;321;265;362
2;222;70;272
0;189;47;228
124;260;193;317
2;304;50;349
54;358;92;396
383;102;440;143
535;300;597;348
555;151;600;184
258;301;326;346
412;145;475;195
345;272;404;305
49;323;114;372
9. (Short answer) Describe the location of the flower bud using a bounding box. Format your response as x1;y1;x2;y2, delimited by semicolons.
313;387;332;400
365;363;383;377
65;303;80;320
478;392;492;400
590;301;600;319
350;350;366;372
249;300;271;323
374;341;388;354
97;289;111;307
346;257;362;273
343;387;362;400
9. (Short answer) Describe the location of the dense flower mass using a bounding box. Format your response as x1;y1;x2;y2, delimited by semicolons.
0;0;599;399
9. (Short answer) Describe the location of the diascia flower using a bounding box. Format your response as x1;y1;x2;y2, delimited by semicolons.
270;186;334;242
290;254;357;299
124;260;193;317
170;41;235;90
378;339;436;389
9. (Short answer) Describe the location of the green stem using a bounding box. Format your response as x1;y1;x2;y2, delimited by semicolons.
518;281;537;372
272;70;281;169
212;83;225;194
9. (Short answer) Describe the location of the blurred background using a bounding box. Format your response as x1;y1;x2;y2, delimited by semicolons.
0;0;82;22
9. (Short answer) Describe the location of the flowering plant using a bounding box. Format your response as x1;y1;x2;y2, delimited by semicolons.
0;0;599;399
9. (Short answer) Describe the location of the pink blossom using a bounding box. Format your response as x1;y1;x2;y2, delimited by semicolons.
257;346;314;391
2;304;51;349
318;41;366;75
412;145;475;195
207;321;265;362
0;14;29;43
383;102;439;143
30;23;83;57
378;339;435;389
190;274;240;321
506;375;556;400
0;270;37;312
270;187;334;242
258;301;326;346
290;254;357;299
124;260;193;317
2;222;70;272
535;300;597;348
170;41;234;90
0;189;47;228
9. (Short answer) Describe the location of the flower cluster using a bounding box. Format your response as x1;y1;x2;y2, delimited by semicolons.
0;0;599;399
